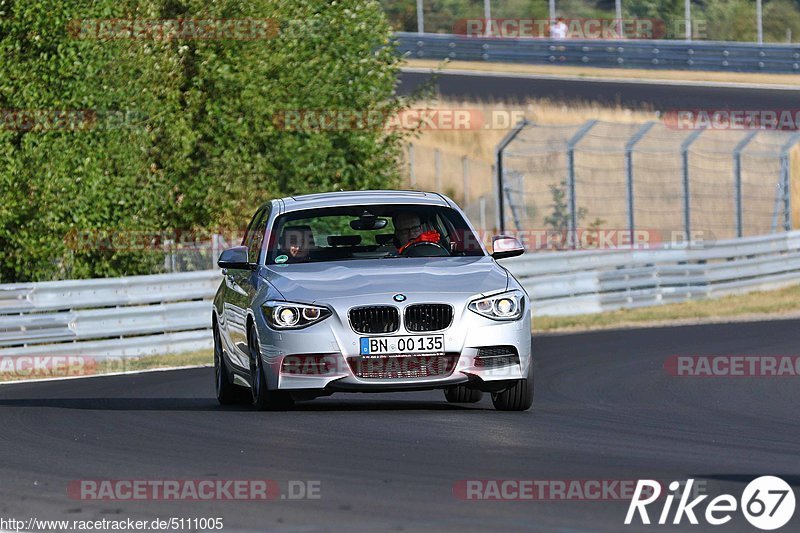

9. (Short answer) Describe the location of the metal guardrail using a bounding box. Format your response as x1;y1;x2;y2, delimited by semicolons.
1;231;799;357
396;32;800;73
504;231;800;316
0;271;220;357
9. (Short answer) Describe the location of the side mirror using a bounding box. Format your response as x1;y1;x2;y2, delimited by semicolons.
217;245;251;270
491;235;524;260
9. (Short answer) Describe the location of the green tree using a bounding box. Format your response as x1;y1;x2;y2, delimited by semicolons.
0;0;408;282
763;0;800;42
700;0;758;41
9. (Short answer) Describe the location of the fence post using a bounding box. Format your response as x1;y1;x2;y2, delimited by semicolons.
483;0;492;36
212;233;220;269
680;128;705;240
733;131;758;237
416;0;424;34
408;143;416;188
566;120;598;248
625;122;656;245
757;0;763;44
494;119;528;232
479;196;487;232
462;156;470;206
504;171;524;231
434;148;441;192
684;0;692;41
778;132;800;231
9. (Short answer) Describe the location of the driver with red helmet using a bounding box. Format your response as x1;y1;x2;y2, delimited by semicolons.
393;211;441;254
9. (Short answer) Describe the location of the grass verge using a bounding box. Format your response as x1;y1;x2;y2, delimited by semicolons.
535;283;800;333
405;59;800;87
0;349;211;383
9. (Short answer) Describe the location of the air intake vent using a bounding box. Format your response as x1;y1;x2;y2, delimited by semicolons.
475;346;520;368
349;306;399;334
348;354;458;379
404;304;453;332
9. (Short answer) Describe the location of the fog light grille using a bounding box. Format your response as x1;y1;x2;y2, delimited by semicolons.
475;346;520;368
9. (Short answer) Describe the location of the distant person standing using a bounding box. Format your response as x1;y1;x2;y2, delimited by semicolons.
550;17;568;40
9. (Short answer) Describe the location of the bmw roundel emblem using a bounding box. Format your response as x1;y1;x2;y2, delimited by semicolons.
393;294;406;302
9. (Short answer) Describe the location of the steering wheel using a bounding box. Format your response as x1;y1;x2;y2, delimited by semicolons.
400;241;450;257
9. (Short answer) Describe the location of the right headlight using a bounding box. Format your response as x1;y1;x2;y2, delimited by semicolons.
468;290;524;321
262;301;332;329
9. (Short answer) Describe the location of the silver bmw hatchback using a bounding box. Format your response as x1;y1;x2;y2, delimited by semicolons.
212;190;533;411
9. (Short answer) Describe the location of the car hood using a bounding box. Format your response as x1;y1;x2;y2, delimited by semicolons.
263;256;508;303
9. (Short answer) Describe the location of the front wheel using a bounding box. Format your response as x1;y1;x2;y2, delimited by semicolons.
491;362;534;411
249;327;294;411
214;324;248;405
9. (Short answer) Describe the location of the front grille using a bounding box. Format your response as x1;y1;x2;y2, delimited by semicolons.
349;306;399;334
404;304;454;332
348;354;458;379
475;346;520;368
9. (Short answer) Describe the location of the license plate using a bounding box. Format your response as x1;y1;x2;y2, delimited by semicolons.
360;335;444;355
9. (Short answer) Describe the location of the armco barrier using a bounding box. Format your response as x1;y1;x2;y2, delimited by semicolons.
0;271;220;357
503;230;800;315
1;231;799;357
395;32;800;73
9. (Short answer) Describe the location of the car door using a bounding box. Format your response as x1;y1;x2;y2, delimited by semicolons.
224;207;266;368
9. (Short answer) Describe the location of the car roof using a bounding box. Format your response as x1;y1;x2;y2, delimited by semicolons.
277;190;451;214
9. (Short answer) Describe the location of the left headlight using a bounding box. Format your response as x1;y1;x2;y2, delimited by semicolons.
468;290;525;321
262;301;332;329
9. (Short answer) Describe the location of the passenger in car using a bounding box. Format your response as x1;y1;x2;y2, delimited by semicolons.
280;225;316;262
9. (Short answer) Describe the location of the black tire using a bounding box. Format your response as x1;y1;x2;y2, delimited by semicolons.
491;362;534;411
214;323;248;405
444;385;483;403
248;326;294;411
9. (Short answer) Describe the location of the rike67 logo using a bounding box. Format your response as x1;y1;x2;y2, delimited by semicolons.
626;477;795;530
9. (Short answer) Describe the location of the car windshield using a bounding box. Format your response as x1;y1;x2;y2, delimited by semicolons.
268;204;484;264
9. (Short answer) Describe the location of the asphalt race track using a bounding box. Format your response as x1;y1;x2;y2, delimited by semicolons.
1;319;798;532
397;69;800;110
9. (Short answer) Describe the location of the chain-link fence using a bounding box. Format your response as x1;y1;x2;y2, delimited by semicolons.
498;120;800;243
402;122;800;247
402;143;497;230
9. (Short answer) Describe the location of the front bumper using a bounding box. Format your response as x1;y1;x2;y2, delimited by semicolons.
254;294;532;393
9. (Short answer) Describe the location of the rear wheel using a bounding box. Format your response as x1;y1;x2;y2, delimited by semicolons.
214;323;248;405
249;326;294;411
491;362;534;411
444;385;483;403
